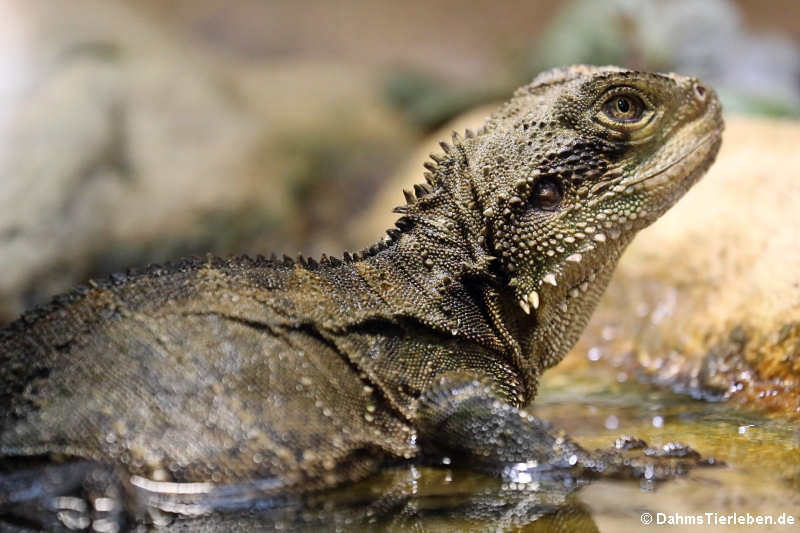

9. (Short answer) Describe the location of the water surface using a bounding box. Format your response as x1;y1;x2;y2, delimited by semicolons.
161;368;800;532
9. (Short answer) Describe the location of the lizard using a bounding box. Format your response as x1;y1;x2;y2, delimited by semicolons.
0;65;723;530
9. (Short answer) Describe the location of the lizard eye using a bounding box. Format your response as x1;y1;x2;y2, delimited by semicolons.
594;88;654;132
602;94;645;123
533;178;561;210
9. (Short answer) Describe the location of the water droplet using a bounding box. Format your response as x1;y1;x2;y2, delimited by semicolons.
516;472;532;483
587;347;603;361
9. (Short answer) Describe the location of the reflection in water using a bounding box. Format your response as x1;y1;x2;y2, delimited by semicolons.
142;370;800;532
147;465;601;532
2;369;797;531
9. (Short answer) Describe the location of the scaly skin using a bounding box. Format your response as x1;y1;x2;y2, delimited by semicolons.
0;66;722;528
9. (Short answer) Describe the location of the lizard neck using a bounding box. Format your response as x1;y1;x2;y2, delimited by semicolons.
355;146;494;329
350;143;539;401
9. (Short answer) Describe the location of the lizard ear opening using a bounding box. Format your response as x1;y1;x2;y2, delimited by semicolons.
532;178;562;211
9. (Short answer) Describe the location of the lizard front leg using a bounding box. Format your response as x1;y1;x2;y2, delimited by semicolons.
415;372;588;474
415;372;708;482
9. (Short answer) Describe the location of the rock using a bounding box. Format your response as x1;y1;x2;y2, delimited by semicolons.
0;0;413;324
357;108;800;417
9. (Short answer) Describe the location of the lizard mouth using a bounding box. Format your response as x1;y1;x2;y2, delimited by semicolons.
620;132;720;190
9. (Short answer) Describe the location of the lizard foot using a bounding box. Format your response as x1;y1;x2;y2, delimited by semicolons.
581;435;721;482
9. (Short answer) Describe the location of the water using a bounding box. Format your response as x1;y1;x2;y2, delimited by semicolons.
156;367;799;532
534;370;800;533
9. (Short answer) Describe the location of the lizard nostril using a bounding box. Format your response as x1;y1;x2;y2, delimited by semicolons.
693;83;706;101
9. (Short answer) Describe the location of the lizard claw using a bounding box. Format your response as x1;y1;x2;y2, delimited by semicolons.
582;435;721;482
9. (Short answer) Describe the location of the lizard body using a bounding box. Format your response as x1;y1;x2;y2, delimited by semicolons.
0;66;722;528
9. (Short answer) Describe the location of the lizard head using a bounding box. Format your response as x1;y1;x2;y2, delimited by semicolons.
468;65;723;368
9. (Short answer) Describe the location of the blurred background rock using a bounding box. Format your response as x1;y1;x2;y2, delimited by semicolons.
1;0;799;408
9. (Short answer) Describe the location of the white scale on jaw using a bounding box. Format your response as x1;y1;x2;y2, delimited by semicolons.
513;206;630;315
518;291;539;314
